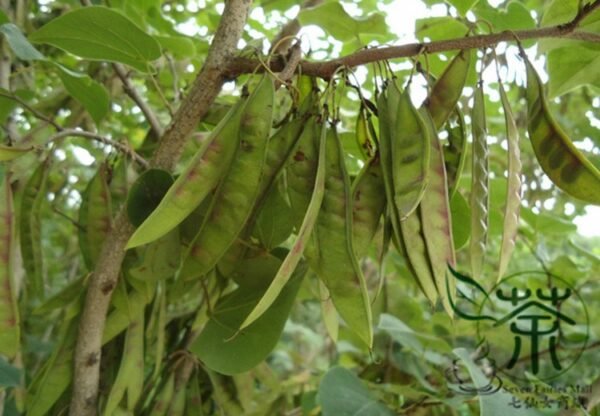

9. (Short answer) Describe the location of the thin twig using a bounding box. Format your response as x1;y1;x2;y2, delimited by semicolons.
148;70;175;117
112;63;164;137
51;206;85;231
0;89;61;129
165;54;181;104
519;234;551;274
269;0;323;54
275;42;302;89
167;356;196;414
0;89;148;166
47;129;149;168
227;1;600;80
150;2;251;170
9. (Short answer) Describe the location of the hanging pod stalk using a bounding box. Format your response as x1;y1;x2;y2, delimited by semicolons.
469;83;489;281
522;50;600;204
443;108;468;198
426;49;473;130
0;169;20;358
423;49;472;200
418;108;456;316
498;79;522;281
312;123;373;348
179;75;275;280
397;214;438;306
79;163;112;270
378;86;436;305
285;114;321;266
216;93;317;276
287;115;319;228
127;95;248;249
391;84;430;219
376;86;402;240
238;112;327;333
355;103;375;159
20;158;50;299
103;291;145;415
351;151;386;260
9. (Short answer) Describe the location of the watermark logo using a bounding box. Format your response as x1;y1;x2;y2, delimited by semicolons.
447;266;589;382
445;342;503;395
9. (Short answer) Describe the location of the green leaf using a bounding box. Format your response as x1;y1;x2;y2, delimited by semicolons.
128;229;180;282
190;261;305;375
473;1;535;32
0;356;21;387
32;275;86;315
415;17;469;42
450;190;470;250
549;255;588;284
541;0;575;24
155;35;197;58
126;169;173;227
377;313;423;351
298;3;387;42
520;207;577;235
539;0;600;52
252;187;294;250
0;144;33;161
229;251;282;289
453;348;544;415
447;0;478;16
317;367;395;416
0;23;45;60
0;10;9;25
0;95;17;123
29;6;161;71
547;46;600;98
57;66;110;124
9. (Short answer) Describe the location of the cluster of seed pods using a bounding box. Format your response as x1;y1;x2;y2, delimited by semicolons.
13;46;600;408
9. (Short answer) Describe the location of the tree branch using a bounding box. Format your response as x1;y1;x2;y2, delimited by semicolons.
112;63;164;138
275;42;302;89
269;0;323;54
0;90;61;130
226;5;600;80
69;1;252;414
47;129;149;168
151;0;252;170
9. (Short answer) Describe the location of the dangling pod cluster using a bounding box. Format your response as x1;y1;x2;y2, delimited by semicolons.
110;45;600;380
375;50;471;314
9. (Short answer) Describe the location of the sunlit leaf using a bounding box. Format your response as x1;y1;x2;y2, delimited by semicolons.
29;6;161;71
547;46;600;97
298;3;387;42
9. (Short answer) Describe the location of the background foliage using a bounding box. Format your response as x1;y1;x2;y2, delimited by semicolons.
1;0;600;415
